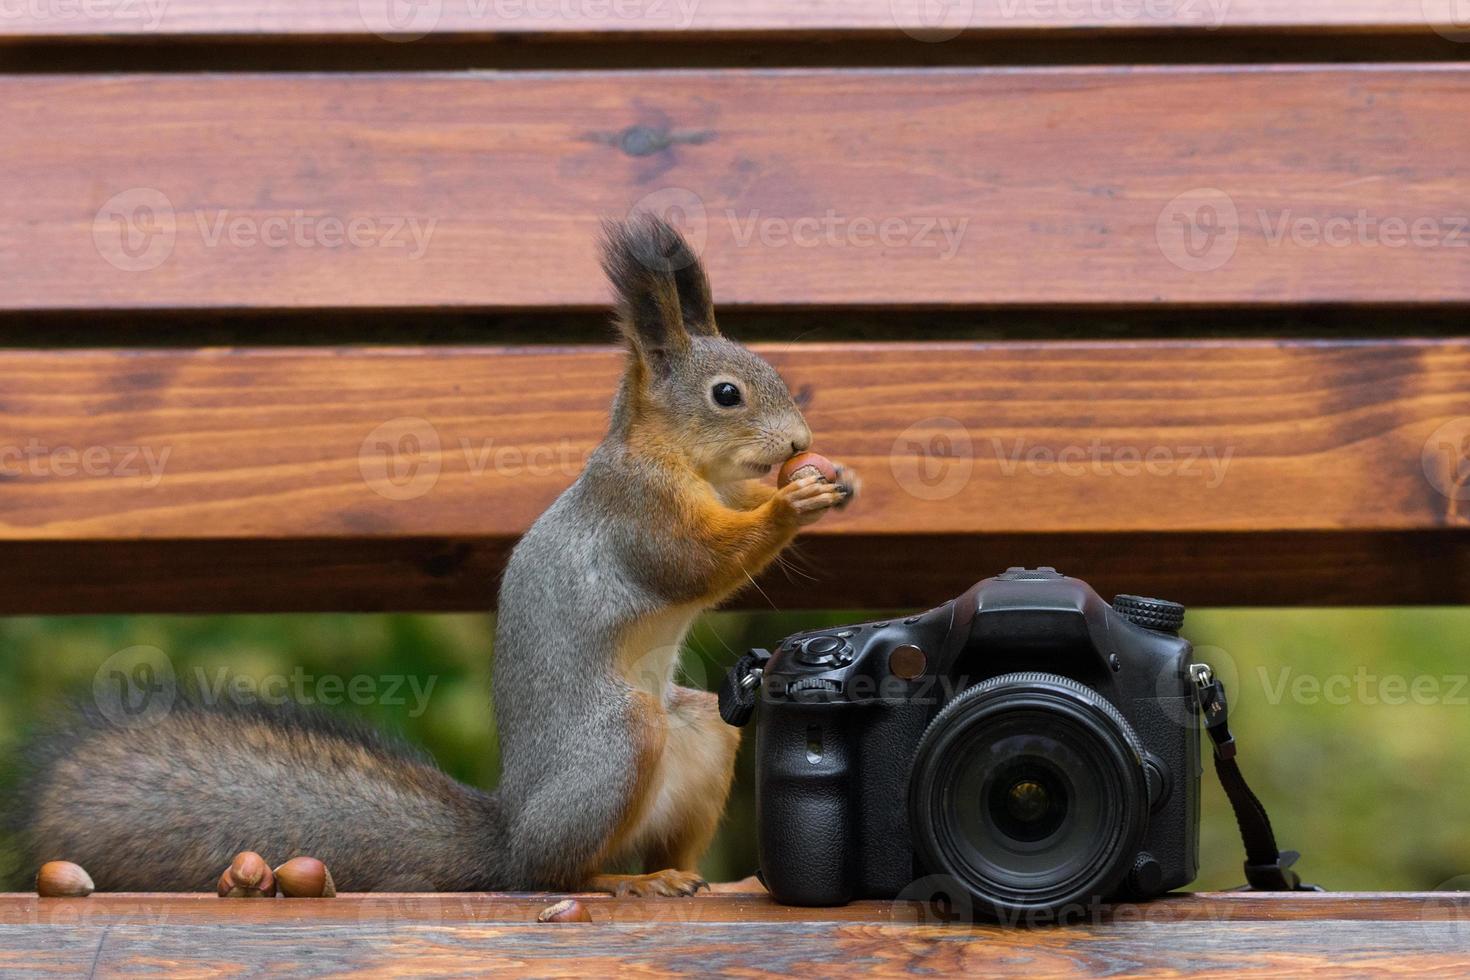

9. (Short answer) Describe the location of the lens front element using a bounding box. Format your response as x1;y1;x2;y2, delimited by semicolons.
908;672;1149;918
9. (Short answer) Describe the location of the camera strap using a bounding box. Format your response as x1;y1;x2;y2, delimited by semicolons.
1191;663;1319;892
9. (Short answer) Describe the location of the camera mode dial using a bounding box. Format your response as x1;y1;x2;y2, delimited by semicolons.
1111;595;1186;634
796;634;854;669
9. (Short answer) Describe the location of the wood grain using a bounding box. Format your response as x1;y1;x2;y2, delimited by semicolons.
0;0;1459;40
2;340;1468;612
3;68;1469;310
0;892;1466;977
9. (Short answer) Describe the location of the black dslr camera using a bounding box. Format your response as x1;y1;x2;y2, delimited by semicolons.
721;567;1309;920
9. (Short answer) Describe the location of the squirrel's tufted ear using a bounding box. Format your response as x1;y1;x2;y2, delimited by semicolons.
600;214;719;366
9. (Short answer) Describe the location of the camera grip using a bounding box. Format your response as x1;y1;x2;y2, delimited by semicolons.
755;709;858;906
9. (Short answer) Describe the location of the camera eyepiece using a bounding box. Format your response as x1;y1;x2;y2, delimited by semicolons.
907;672;1150;919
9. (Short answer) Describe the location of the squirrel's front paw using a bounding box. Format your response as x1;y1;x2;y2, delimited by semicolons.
776;475;847;527
831;461;860;509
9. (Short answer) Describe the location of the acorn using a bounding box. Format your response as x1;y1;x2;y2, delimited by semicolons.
217;851;276;898
36;861;94;898
274;857;336;898
777;451;839;488
537;898;592;923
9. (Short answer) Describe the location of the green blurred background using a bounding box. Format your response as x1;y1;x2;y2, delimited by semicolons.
3;607;1468;891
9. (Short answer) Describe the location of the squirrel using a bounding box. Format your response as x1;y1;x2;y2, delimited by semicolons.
13;215;856;896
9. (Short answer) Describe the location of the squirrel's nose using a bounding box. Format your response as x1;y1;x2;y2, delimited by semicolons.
790;425;812;455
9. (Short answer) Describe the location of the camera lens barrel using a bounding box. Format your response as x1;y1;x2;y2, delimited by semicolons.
907;672;1150;920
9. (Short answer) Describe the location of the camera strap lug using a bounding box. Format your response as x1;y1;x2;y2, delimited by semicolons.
719;648;771;728
1190;662;1321;892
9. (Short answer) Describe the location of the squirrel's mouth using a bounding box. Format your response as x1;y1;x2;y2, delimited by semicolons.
742;461;774;477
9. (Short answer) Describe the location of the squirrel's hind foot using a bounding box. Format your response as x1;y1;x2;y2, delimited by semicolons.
588;869;709;898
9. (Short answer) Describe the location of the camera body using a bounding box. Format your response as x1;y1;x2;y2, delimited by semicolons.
753;567;1200;918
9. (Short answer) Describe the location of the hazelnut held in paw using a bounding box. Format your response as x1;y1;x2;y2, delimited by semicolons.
778;451;858;511
778;451;839;487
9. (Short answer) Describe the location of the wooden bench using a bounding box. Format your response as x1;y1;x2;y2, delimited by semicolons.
3;1;1469;972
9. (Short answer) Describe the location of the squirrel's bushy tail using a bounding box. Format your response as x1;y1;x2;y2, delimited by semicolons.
12;701;507;892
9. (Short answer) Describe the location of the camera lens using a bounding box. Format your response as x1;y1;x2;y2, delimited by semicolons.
908;672;1148;919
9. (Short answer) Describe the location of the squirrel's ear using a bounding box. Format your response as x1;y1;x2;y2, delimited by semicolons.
600;215;718;366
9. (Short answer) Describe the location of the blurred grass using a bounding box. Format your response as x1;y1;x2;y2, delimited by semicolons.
2;607;1468;891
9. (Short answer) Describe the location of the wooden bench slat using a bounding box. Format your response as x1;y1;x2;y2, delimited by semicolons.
0;0;1458;40
3;340;1467;611
3;68;1469;311
0;893;1466;975
4;890;1469;924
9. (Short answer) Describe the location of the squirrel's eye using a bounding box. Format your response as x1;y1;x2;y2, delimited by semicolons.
711;382;743;408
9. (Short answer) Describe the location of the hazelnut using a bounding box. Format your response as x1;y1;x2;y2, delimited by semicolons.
217;851;276;898
778;451;839;488
274;856;336;898
36;861;94;898
537;898;592;923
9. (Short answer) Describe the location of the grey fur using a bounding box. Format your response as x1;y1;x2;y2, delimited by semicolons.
12;216;814;892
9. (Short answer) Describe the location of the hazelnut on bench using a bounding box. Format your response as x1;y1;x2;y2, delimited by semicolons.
36;861;94;898
537;898;592;923
274;856;336;898
217;851;276;898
